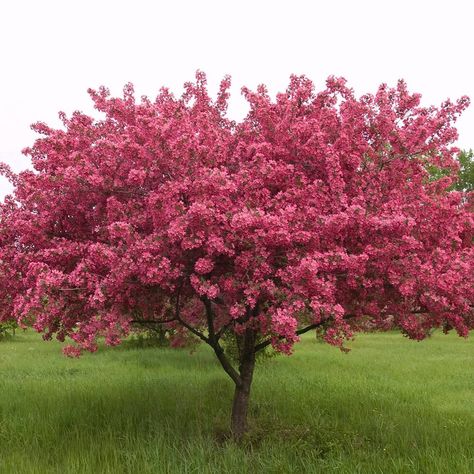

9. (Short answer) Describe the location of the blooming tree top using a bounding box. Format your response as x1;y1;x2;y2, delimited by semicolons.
0;72;473;356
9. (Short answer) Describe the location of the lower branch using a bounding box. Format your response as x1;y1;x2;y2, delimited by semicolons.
173;284;209;344
202;297;242;385
130;318;176;325
254;322;324;352
176;316;210;344
212;343;242;386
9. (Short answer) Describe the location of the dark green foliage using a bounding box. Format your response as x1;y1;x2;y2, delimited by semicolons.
427;149;474;191
125;325;170;348
0;320;17;340
457;149;474;192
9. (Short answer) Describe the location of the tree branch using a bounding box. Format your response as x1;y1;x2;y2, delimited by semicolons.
57;287;88;291
213;343;242;386
130;318;176;325
173;285;209;344
202;297;216;342
253;308;445;353
255;322;325;353
178;318;210;344
202;297;241;386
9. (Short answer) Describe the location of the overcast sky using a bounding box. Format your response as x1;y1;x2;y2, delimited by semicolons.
0;0;472;198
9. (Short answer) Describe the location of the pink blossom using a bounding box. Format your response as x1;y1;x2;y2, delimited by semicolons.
62;346;82;358
194;258;214;275
0;71;471;360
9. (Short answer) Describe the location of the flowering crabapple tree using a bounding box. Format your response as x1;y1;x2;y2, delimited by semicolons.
0;72;473;440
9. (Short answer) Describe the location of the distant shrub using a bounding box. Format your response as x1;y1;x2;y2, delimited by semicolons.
126;323;198;349
0;320;17;340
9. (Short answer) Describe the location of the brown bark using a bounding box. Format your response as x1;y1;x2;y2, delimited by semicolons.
230;329;256;441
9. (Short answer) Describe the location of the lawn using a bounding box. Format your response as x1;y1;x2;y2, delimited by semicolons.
0;330;473;473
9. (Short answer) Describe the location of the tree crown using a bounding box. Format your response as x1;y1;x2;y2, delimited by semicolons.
1;73;472;355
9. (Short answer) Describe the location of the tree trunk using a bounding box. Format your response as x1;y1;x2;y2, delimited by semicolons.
230;330;256;441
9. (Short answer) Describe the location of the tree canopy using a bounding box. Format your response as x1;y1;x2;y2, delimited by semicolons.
1;73;472;437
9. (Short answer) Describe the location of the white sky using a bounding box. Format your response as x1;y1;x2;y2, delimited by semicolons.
0;0;472;198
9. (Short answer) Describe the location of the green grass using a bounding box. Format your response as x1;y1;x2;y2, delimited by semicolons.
0;331;473;473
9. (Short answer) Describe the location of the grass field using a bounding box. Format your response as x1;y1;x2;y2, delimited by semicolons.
0;330;473;474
